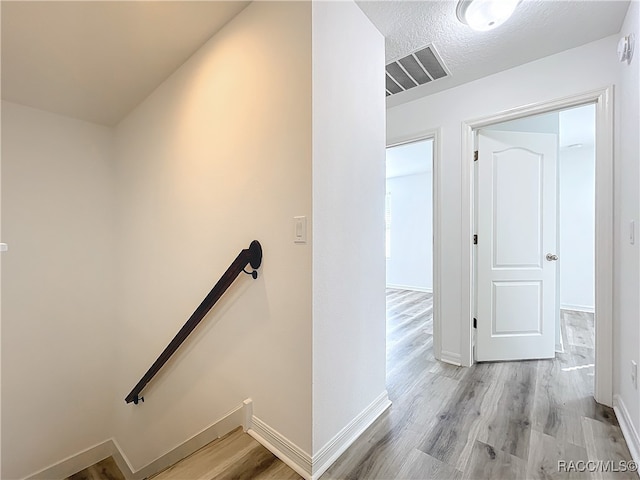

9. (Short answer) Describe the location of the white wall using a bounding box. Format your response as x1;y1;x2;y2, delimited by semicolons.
1;101;116;479
387;35;621;363
2;2;386;478
311;0;387;458
1;2;388;476
615;0;640;451
112;1;313;468
559;144;595;312
386;171;433;291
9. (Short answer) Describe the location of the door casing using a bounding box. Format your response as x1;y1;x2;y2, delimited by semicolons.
461;87;614;406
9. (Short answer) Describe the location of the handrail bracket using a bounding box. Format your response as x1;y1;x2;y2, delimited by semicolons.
242;240;263;279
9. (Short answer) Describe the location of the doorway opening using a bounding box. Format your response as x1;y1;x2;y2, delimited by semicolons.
461;87;613;406
386;139;433;293
385;132;442;360
473;104;596;363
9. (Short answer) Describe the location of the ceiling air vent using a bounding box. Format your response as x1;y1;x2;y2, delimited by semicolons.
386;44;449;97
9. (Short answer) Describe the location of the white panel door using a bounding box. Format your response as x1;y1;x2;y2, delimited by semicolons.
476;130;558;361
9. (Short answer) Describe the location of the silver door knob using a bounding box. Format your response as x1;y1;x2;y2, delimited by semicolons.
546;253;558;261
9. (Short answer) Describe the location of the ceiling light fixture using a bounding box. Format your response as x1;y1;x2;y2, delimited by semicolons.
456;0;520;31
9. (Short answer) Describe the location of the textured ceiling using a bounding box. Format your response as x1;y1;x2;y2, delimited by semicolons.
1;1;250;126
356;0;630;107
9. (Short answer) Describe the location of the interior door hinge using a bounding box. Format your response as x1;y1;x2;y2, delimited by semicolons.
474;150;478;162
473;234;478;245
473;317;477;328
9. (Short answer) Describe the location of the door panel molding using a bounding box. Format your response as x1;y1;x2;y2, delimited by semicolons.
460;87;613;405
491;146;544;269
492;281;542;335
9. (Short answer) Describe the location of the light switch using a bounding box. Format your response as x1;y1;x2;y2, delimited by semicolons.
631;220;635;245
294;216;307;244
0;243;7;252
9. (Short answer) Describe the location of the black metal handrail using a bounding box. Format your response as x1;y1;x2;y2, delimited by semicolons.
125;240;263;405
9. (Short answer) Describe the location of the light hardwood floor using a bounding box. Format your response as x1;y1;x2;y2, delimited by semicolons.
150;428;301;480
321;289;635;479
68;291;634;479
66;457;125;480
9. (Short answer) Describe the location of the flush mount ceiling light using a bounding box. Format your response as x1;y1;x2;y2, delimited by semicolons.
457;0;520;31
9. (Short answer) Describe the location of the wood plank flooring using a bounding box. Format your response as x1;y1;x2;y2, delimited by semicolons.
68;292;633;479
321;289;635;480
65;457;125;480
66;430;301;480
151;428;301;480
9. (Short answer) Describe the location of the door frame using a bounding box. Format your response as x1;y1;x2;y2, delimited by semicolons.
460;87;614;406
387;128;442;361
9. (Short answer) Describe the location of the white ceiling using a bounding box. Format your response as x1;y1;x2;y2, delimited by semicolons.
1;1;250;126
1;1;630;126
356;0;629;107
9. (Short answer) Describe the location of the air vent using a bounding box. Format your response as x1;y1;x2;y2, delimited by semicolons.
386;44;449;97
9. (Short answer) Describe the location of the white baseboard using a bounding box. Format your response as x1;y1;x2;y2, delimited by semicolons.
311;390;391;480
613;394;640;469
560;304;595;314
441;350;462;366
247;391;391;480
247;417;312;479
24;394;392;480
127;401;247;479
25;401;248;480
25;440;114;480
110;439;136;480
386;283;433;293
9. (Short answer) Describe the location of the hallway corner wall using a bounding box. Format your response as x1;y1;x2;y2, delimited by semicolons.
311;0;388;465
613;0;640;459
1;101;117;479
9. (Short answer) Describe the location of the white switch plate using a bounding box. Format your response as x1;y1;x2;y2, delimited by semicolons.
630;220;635;245
0;243;7;252
294;216;307;244
632;360;638;389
